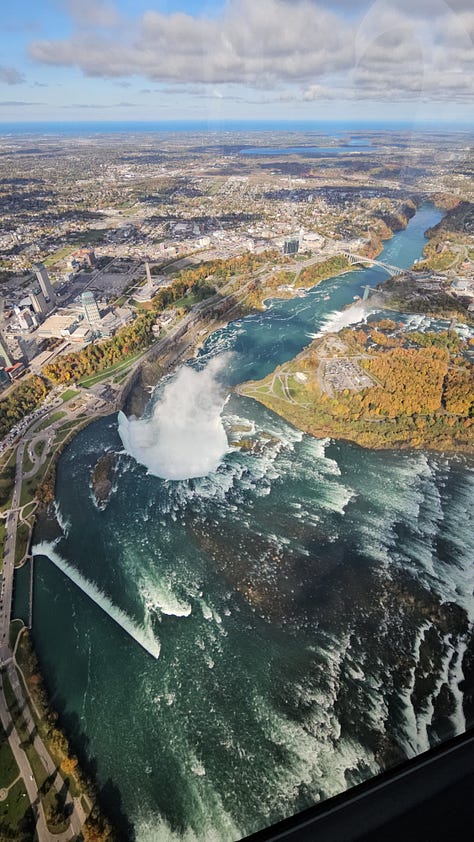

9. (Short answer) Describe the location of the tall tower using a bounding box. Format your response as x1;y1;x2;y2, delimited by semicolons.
0;331;13;367
82;291;101;326
30;288;49;317
18;336;38;362
33;262;57;307
145;261;152;284
17;309;33;331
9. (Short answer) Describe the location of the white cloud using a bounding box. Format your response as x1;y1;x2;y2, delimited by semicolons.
28;0;473;105
301;84;338;100
29;0;353;85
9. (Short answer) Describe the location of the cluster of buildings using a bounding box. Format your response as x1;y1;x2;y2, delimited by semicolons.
451;263;474;312
0;260;134;392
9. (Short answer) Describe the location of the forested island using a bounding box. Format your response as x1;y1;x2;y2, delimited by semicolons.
240;320;474;452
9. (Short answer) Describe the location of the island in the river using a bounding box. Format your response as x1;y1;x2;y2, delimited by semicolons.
240;315;474;452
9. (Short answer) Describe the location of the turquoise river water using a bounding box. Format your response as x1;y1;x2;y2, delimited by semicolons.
14;204;474;840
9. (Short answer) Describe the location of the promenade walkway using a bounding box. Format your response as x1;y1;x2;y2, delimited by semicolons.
0;400;92;840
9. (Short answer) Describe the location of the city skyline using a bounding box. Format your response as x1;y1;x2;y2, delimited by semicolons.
0;0;473;124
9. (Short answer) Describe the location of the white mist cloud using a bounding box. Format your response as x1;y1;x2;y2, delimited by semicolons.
118;357;231;481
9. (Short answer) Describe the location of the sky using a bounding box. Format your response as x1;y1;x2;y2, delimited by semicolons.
0;0;473;123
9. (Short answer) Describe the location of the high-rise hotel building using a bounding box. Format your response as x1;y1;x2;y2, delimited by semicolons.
81;291;101;326
33;262;57;308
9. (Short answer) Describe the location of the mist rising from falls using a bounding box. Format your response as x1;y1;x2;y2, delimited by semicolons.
118;357;231;481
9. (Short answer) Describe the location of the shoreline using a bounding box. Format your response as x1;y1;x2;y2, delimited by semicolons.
117;195;424;418
6;200;457;838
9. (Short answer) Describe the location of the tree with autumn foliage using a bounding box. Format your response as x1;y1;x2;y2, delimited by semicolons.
0;375;50;437
443;367;474;415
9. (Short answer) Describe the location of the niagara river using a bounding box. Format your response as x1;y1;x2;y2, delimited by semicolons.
22;203;474;841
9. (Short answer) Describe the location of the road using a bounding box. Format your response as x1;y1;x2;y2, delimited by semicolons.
0;671;71;842
0;395;98;840
0;439;25;665
117;269;263;403
7;663;85;838
0;264;274;837
0;395;92;666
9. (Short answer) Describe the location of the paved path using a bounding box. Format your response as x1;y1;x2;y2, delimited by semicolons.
0;406;88;839
0;673;74;842
7;663;85;838
0;440;25;665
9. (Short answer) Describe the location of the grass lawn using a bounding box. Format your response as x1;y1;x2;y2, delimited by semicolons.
0;778;32;839
0;464;16;512
20;473;40;508
2;674;49;793
1;671;16;713
55;419;91;444
20;450;53;506
113;371;131;384
55;424;80;442
173;290;212;309
23;741;47;794
14;521;31;566
78;351;143;387
22;448;35;475
42;785;70;835
43;245;76;267
34;411;67;432
33;439;46;459
0;448;15;471
54;418;78;432
20;478;37;509
0;725;19;789
60;389;79;403
69;228;106;246
271;378;286;401
21;502;36;519
9;619;24;651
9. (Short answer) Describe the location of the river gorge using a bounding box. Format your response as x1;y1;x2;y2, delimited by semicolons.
12;203;474;841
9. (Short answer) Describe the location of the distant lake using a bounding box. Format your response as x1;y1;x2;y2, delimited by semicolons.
240;143;372;156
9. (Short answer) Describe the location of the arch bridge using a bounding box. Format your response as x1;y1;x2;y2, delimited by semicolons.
341;251;404;277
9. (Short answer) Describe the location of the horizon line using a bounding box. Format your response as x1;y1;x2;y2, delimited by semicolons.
0;118;473;127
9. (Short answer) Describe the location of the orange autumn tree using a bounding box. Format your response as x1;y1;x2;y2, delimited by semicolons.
361;347;448;417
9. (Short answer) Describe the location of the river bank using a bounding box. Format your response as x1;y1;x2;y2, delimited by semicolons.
24;200;474;842
118;200;423;420
238;311;474;454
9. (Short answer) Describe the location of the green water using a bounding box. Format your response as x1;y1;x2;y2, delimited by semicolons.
29;204;474;840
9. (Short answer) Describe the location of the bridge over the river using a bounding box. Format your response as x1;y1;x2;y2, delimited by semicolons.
341;251;404;277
